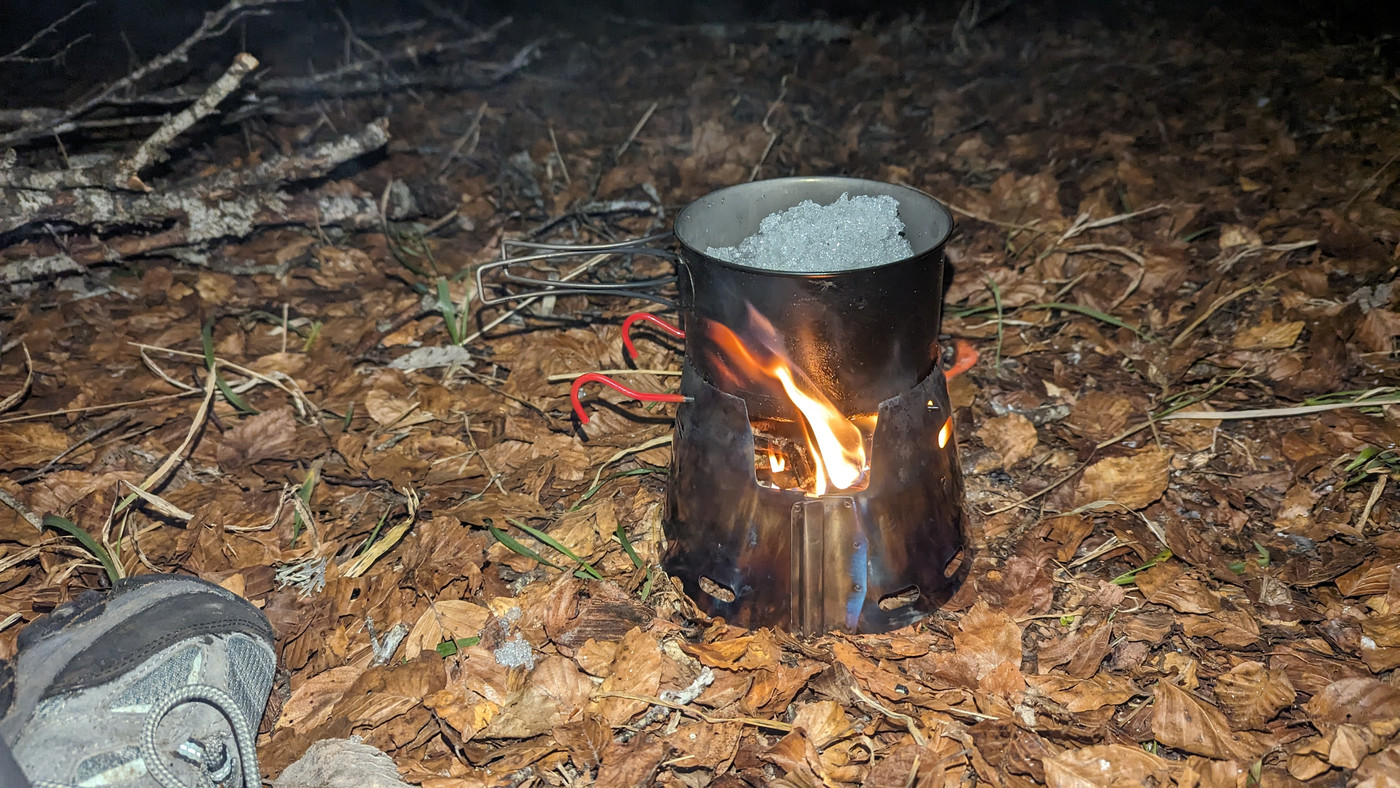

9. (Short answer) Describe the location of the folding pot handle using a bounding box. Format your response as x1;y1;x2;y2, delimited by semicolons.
570;373;689;424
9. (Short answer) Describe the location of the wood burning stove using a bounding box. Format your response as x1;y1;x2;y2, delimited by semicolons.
482;176;970;634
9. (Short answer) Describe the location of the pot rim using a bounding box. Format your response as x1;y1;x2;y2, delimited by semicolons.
673;175;955;278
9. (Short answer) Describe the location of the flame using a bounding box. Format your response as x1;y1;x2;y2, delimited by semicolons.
767;451;786;473
707;315;869;493
938;417;952;449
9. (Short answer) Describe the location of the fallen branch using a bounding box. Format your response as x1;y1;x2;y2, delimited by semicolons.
117;52;261;189
0;0;298;149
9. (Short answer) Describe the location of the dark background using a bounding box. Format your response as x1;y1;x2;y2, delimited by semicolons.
1;0;1397;112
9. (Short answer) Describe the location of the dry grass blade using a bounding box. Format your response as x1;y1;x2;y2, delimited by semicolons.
0;342;34;414
590;435;671;491
593;691;793;732
344;488;419;578
1161;396;1400;421
120;482;194;521
113;368;216;516
849;682;928;746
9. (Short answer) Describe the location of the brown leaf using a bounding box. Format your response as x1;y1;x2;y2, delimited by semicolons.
977;413;1038;468
480;656;594;739
1025;672;1142;713
543;576;653;656
1355;742;1400;788
1043;744;1170;788
0;422;69;470
1213;661;1295;730
215;406;300;469
1134;563;1221;614
594;734;671;788
1151;679;1263;762
952;600;1024;679
1064;391;1136;443
1305;677;1400;728
1233;318;1304;350
1178;610;1259;648
589;627;665;726
402;600;491;661
1073;447;1170;510
790;700;851;748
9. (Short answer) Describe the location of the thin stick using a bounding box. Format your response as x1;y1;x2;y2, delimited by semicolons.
116;52;260;186
593;691;793;732
0;0;297;149
1160;396;1400;421
0;2;94;64
0;488;43;531
849;683;927;746
0;342;34;414
546;368;681;383
1358;475;1387;533
0;392;195;425
980;457;1094;516
615;101;658;159
1341;147;1400;215
548;123;570;186
1171;272;1287;348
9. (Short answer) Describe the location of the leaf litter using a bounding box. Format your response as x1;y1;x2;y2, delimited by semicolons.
1;5;1399;788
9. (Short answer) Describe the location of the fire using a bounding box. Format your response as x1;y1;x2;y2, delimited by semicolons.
707;314;870;494
938;417;952;449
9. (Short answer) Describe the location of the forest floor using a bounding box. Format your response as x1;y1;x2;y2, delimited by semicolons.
2;6;1399;787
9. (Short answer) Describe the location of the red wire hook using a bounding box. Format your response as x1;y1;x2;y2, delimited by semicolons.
944;339;979;380
622;312;685;360
571;373;688;424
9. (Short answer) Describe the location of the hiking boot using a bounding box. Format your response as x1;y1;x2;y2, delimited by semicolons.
0;574;276;787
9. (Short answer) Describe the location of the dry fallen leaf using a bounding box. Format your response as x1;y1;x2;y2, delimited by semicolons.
1213;661;1295;731
952;599;1024;680
1152;679;1262;762
976;413;1038;468
1233;318;1305;350
1044;743;1170;788
215;406;300;469
1073;447;1170;510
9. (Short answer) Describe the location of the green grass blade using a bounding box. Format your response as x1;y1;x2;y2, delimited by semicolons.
436;277;462;345
42;515;119;583
489;525;563;572
1111;548;1173;586
435;636;481;657
201;318;257;414
290;468;318;547
508;518;603;580
616;523;644;571
1036;302;1150;340
569;467;663;512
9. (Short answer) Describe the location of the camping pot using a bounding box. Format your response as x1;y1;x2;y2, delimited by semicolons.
671;176;955;418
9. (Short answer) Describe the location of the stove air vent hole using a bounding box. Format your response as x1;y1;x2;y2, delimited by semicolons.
878;585;921;611
698;575;736;603
943;548;965;579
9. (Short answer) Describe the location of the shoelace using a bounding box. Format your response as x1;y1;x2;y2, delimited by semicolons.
142;684;261;788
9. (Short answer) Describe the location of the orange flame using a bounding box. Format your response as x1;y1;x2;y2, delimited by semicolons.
767;451;786;473
707;316;869;493
938;417;952;449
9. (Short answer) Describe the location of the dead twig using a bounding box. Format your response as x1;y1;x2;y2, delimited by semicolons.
0;0;298;149
1170;272;1287;348
0;2;94;65
616;101;658;159
116;52;261;188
